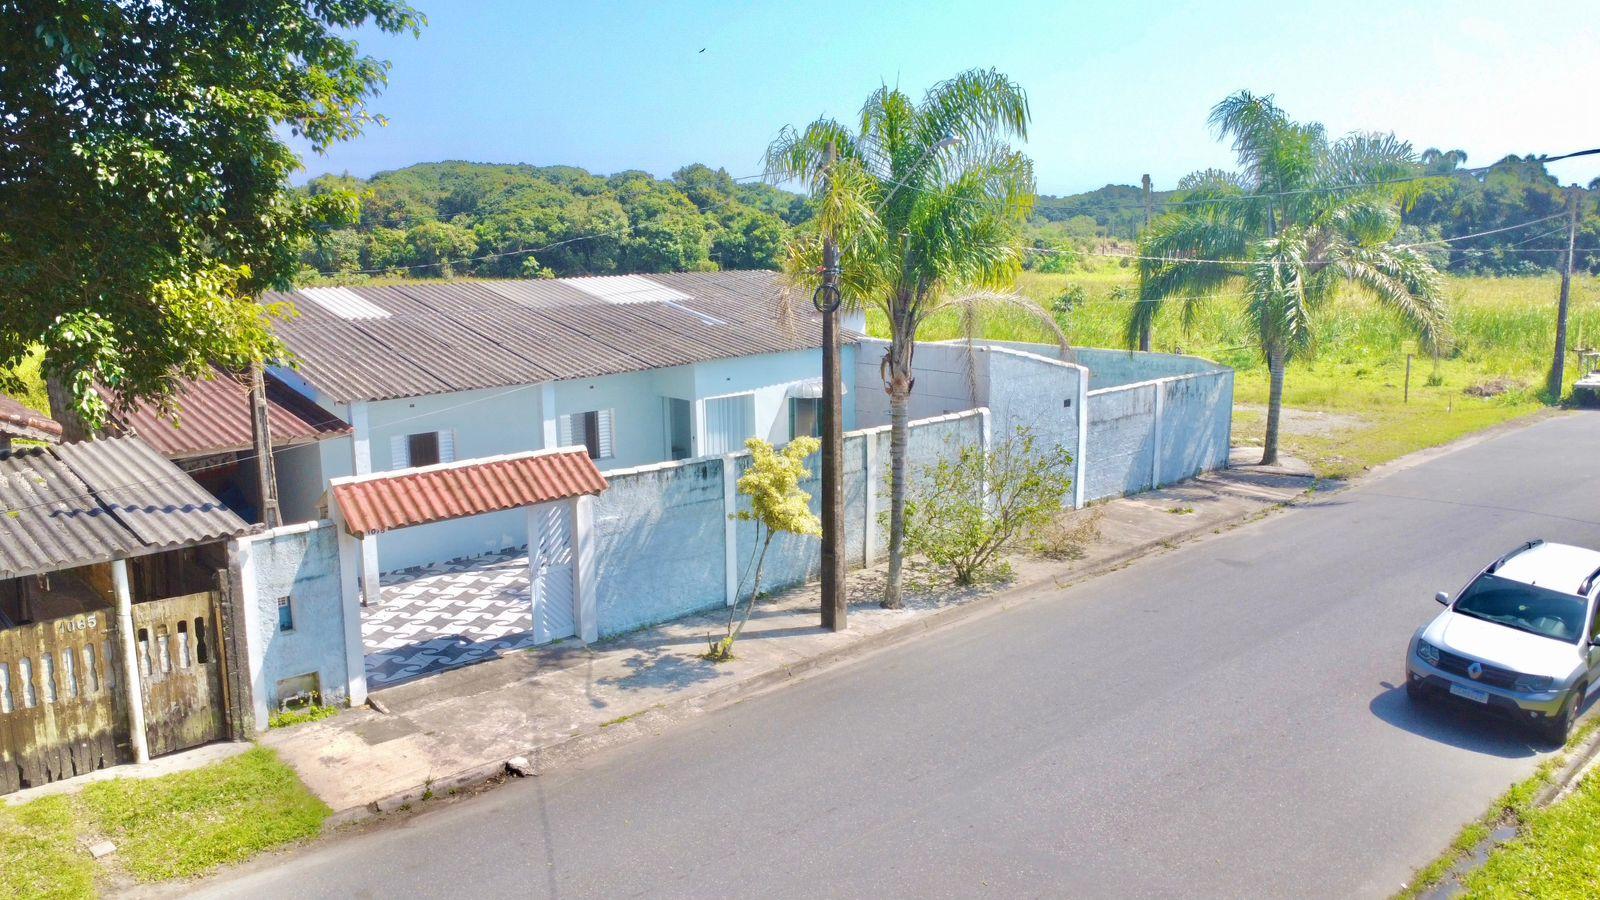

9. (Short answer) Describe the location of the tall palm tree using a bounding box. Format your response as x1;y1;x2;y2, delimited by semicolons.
765;69;1058;608
1128;92;1450;465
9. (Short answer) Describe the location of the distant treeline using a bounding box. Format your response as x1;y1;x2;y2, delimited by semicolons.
300;153;1597;283
297;162;811;281
1031;152;1599;276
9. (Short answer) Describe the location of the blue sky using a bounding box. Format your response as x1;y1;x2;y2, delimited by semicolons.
293;0;1600;195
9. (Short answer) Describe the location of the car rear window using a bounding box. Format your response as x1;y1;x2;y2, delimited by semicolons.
1453;573;1587;643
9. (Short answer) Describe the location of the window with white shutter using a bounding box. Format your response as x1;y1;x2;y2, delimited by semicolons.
556;410;614;460
388;430;454;469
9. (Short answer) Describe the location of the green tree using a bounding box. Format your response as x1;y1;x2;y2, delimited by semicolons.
0;0;423;427
707;437;822;662
764;68;1064;608
1128;92;1451;465
404;221;479;277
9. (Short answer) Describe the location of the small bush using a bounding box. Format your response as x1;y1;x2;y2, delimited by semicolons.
902;427;1075;584
1033;507;1104;561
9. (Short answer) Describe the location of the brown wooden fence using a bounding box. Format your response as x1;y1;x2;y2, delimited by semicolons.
0;590;230;794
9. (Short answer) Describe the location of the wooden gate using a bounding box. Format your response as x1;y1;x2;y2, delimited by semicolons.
0;610;125;793
131;591;226;757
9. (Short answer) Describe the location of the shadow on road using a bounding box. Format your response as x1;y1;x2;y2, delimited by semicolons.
1369;683;1545;758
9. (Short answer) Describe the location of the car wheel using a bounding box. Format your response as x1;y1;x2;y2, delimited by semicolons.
1539;684;1583;745
1406;678;1429;702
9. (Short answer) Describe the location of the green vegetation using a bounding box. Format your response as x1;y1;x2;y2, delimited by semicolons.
873;272;1595;476
0;796;96;900
78;746;328;882
1459;768;1600;897
298;161;807;281
1398;720;1600;898
268;703;340;729
767;67;1059;609
1;0;423;426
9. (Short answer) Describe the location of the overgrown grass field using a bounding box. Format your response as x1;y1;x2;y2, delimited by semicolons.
866;273;1599;476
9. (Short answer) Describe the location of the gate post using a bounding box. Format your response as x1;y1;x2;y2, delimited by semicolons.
111;558;150;764
219;543;257;738
573;496;598;644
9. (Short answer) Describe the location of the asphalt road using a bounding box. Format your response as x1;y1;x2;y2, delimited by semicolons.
195;412;1600;899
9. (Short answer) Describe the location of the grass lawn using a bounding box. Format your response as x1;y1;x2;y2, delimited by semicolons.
78;746;329;882
0;795;97;900
1459;767;1600;898
865;273;1595;476
0;746;328;898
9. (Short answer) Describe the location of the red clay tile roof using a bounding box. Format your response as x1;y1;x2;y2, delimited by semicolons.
0;396;63;443
330;448;608;538
106;368;351;458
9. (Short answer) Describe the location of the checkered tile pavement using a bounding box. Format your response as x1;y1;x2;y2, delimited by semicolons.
363;547;539;690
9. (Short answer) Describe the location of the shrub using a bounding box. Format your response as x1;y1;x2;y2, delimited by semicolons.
902;427;1075;584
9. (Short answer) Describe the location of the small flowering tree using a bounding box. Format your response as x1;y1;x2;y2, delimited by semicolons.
706;436;822;661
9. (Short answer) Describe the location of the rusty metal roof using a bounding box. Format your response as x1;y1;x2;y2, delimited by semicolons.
330;448;607;538
0;437;251;579
105;368;352;459
0;396;63;443
265;270;839;403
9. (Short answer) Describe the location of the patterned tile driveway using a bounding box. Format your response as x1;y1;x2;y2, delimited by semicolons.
363;547;538;690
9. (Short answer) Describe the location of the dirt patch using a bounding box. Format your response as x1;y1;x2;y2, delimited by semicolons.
1464;377;1525;398
1236;404;1369;437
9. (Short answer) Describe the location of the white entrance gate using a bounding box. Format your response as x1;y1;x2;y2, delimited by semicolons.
529;501;577;644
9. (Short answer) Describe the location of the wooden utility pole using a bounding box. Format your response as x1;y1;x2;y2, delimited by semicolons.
1139;173;1153;352
249;363;282;528
819;142;846;632
1548;187;1582;401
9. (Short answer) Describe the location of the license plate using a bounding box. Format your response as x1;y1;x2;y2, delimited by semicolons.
1450;683;1490;704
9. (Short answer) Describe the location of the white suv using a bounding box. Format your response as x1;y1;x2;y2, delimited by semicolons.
1407;540;1600;743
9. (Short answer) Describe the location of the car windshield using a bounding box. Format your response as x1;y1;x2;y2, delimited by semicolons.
1453;573;1587;643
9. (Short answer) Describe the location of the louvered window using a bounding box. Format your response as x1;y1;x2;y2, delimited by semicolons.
557;410;614;460
704;394;755;455
389;430;455;469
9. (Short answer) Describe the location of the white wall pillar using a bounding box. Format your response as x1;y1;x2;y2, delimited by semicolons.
723;452;739;607
348;402;372;476
573;496;598;643
978;407;995;512
357;535;380;608
526;504;545;642
695;399;710;459
540;383;558;450
234;537;270;728
111;558;150;764
863;432;879;566
335;525;368;708
1150;382;1166;490
1073;374;1089;509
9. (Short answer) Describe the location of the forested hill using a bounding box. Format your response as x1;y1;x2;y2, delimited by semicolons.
297;162;811;281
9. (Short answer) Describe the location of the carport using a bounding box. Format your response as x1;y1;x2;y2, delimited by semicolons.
328;448;607;693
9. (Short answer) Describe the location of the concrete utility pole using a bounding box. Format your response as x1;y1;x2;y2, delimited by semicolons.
818;142;846;632
249;363;282;528
112;558;150;764
1548;187;1582;400
1139;173;1153;352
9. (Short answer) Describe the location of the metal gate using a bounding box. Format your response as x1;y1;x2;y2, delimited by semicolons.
130;591;226;758
531;502;577;644
0;610;124;792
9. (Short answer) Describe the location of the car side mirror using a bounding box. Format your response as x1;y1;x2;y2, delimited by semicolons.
1435;591;1451;606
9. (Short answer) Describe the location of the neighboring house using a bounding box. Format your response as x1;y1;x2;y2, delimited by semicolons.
0;396;62;450
0;436;253;792
258;270;859;574
101;366;352;524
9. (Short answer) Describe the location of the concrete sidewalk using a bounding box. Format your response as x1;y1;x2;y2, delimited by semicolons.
265;459;1316;821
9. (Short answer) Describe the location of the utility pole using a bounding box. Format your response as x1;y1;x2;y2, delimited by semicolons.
1548;187;1581;401
1139;173;1153;352
818;142;846;632
249;362;282;528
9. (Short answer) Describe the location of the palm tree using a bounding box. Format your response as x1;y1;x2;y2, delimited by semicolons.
765;69;1059;608
1128;92;1451;466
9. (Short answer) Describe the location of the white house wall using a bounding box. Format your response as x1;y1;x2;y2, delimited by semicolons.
694;346;857;445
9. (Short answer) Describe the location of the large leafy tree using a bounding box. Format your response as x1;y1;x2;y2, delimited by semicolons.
0;1;423;429
766;69;1061;608
1129;92;1451;465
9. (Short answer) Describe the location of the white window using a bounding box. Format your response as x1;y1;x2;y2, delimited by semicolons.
389;430;455;469
558;409;614;460
703;393;755;455
789;397;821;441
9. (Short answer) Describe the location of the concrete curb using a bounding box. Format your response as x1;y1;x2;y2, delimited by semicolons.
324;474;1316;829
